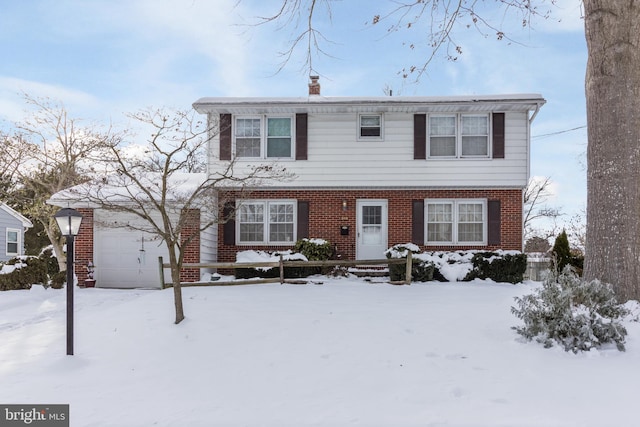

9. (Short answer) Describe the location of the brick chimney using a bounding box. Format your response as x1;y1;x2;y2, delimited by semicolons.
308;75;320;95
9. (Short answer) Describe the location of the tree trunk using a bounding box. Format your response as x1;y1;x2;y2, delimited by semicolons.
584;0;640;301
44;218;67;272
167;247;185;324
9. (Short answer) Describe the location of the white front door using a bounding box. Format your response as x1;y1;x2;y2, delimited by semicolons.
356;199;388;260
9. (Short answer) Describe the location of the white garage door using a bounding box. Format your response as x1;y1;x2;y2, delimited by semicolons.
94;211;169;289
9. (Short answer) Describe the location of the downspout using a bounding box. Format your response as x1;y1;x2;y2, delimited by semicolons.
523;101;544;252
528;102;542;125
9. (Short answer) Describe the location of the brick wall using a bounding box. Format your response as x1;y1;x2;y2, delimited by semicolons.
74;208;94;283
217;188;523;262
180;208;201;282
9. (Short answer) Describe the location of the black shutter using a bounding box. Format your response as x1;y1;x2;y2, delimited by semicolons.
220;114;232;161
487;200;501;246
296;113;308;160
297;201;309;239
412;200;425;245
492;112;505;159
222;201;236;245
414;114;426;160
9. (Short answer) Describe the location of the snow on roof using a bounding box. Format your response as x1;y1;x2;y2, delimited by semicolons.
47;173;208;208
193;94;546;114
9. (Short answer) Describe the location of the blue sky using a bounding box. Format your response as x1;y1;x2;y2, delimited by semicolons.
0;0;587;233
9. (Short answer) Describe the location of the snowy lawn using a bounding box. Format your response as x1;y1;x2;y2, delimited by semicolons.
1;277;639;427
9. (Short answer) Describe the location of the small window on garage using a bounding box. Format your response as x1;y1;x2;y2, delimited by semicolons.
359;114;383;139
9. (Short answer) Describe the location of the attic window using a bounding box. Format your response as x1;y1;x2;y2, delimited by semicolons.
359;114;383;139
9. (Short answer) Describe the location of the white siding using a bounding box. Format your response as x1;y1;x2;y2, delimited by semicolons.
199;206;218;267
207;111;530;189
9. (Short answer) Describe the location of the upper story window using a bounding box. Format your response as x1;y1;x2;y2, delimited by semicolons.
425;199;487;245
237;200;297;245
429;114;489;158
234;116;293;159
359;114;383;139
6;229;19;256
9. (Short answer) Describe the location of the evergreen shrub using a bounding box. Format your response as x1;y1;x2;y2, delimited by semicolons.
511;267;628;353
385;244;435;282
551;230;572;272
293;238;333;275
465;252;527;284
0;256;48;291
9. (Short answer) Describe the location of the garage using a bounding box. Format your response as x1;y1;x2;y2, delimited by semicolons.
93;211;169;289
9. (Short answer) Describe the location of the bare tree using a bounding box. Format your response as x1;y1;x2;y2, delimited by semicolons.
252;1;640;301
523;176;562;241
0;95;119;271
61;108;293;324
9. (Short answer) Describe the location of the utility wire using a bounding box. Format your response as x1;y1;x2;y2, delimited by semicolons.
532;125;587;140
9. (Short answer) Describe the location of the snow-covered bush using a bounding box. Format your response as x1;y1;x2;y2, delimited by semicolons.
387;246;526;283
294;238;333;261
294;238;333;275
511;268;629;353
0;256;48;291
385;244;434;282
235;250;308;279
465;251;527;284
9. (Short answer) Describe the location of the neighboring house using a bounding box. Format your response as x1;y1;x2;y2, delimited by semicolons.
0;202;33;262
48;77;545;288
193;77;545;264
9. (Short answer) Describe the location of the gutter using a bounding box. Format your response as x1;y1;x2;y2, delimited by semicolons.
529;101;543;124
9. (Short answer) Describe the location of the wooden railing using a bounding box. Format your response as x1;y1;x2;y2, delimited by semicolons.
158;252;414;288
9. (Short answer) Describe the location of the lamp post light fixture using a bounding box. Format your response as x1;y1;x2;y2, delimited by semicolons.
54;207;83;356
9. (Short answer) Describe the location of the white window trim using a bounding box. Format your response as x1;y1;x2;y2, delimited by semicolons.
6;228;20;256
425;199;487;245
357;113;384;141
233;115;296;160
427;113;491;159
236;199;297;245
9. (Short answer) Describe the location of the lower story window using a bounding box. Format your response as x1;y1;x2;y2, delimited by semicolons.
6;229;19;255
425;199;486;245
237;200;296;244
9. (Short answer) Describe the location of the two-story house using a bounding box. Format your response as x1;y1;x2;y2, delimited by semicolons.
193;77;545;264
48;77;544;288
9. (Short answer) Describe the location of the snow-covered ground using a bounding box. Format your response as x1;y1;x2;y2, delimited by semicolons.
1;277;639;427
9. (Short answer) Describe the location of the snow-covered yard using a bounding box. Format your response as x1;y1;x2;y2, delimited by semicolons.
1;277;639;427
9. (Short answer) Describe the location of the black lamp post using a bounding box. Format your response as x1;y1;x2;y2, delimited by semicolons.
54;207;83;356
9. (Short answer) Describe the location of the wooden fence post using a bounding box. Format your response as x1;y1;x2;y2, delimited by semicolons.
279;254;284;284
405;251;413;285
158;256;166;289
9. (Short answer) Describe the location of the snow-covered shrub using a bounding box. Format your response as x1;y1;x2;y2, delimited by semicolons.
294;238;333;260
234;250;309;279
0;256;48;291
465;251;527;284
511;268;629;353
294;238;333;275
39;246;60;277
385;244;434;282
